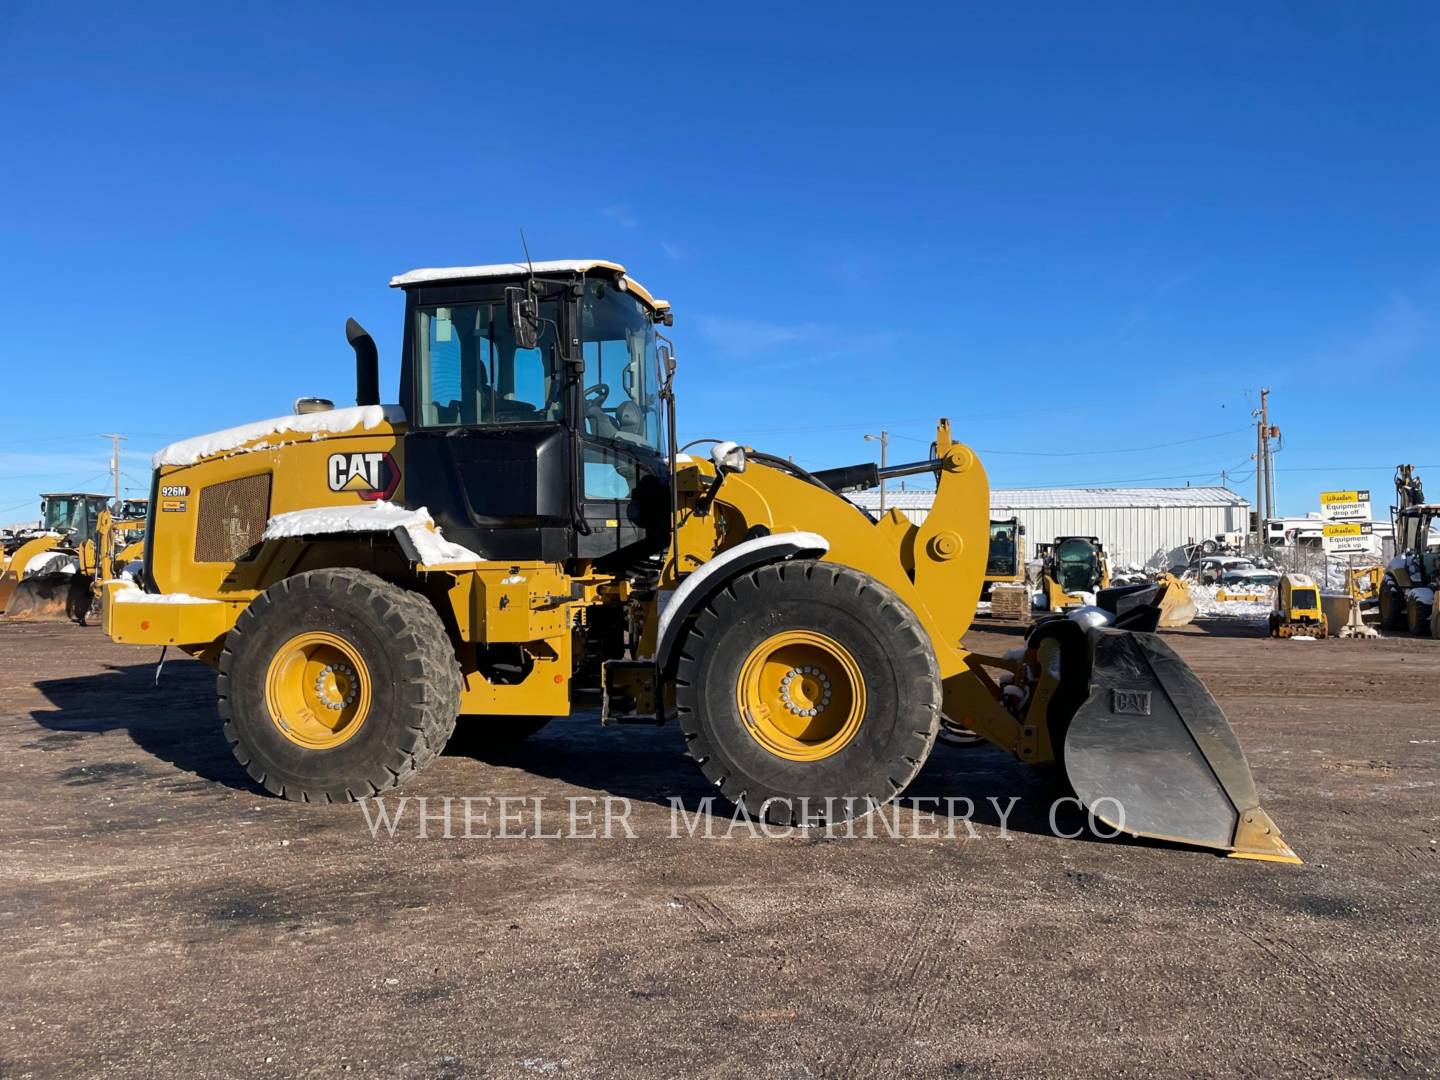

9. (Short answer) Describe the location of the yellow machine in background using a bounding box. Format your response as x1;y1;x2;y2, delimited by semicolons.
97;504;148;584
1269;573;1328;639
1151;571;1198;628
980;517;1029;622
982;518;1026;594
100;258;1297;862
1038;536;1110;610
0;492;107;621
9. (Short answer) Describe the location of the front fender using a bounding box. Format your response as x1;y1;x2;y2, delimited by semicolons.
653;531;829;670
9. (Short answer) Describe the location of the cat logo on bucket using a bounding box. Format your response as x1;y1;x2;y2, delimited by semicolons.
327;451;400;501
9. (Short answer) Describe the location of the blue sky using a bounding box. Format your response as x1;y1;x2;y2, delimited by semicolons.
2;2;1437;523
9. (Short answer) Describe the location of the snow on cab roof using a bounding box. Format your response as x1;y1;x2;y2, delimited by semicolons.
389;259;669;312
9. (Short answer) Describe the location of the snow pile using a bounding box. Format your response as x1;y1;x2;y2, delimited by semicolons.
24;551;76;575
153;405;406;468
110;584;212;605
1414;587;1436;607
261;500;483;568
1067;604;1115;630
1189;582;1272;622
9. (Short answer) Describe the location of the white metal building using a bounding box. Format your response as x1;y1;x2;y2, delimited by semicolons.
849;487;1252;570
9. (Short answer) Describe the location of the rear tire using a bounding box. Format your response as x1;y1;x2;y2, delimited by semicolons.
218;569;461;802
674;560;940;826
1379;577;1407;631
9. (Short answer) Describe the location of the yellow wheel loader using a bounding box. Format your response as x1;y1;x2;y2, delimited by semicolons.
1;492;107;621
102;259;1296;861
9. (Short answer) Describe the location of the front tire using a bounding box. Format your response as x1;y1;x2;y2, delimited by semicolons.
1408;596;1433;637
1379;577;1407;631
674;560;940;826
218;569;461;802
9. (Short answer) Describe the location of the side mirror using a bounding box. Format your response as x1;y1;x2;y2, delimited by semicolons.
507;287;541;351
711;440;747;474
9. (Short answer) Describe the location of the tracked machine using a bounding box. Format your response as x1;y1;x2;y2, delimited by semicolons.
103;259;1297;861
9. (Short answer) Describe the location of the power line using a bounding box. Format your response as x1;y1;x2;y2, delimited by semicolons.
976;427;1251;458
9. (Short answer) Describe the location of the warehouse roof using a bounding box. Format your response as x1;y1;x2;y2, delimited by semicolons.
849;487;1249;511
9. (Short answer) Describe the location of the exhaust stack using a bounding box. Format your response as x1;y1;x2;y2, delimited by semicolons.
347;318;380;407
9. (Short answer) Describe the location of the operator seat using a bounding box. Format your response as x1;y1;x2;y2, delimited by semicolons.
616;400;645;437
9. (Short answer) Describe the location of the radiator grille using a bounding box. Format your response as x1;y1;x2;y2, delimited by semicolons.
194;474;272;563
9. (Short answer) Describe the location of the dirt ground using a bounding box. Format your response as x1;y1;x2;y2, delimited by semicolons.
2;616;1437;1079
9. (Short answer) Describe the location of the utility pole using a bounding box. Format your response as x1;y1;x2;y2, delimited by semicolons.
1253;400;1264;549
101;433;126;506
1251;389;1280;548
864;430;889;513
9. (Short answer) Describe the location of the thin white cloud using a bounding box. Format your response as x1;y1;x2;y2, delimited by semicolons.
1334;295;1430;369
603;205;638;229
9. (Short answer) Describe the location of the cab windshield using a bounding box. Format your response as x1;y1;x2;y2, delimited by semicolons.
1055;538;1100;592
42;495;101;538
580;279;662;452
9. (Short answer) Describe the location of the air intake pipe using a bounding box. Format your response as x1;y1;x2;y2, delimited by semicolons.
347;318;380;407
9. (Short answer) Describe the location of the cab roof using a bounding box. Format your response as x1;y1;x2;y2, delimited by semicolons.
388;259;669;314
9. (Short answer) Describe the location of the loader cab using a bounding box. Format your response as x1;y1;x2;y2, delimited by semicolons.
393;261;672;567
39;493;109;547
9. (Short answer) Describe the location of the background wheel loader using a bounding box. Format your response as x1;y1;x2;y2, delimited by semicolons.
0;492;108;621
1379;465;1437;637
101;258;1297;862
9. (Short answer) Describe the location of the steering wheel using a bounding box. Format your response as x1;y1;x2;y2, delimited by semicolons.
583;383;611;407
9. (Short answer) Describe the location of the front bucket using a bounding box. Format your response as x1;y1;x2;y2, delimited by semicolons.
1062;628;1299;862
1155;577;1198;628
3;573;92;623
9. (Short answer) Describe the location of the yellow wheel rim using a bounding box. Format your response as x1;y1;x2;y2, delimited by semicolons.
737;630;866;762
264;631;372;750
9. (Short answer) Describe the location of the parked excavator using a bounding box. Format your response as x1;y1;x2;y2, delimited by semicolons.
101;258;1297;862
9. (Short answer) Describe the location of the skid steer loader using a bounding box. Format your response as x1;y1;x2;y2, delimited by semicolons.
1038;536;1110;610
1;492;107;621
102;259;1296;862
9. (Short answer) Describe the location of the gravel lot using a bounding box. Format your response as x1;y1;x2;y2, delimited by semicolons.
2;618;1437;1078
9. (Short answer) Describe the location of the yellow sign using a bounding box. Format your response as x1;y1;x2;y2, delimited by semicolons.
1320;490;1359;504
1323;522;1363;538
